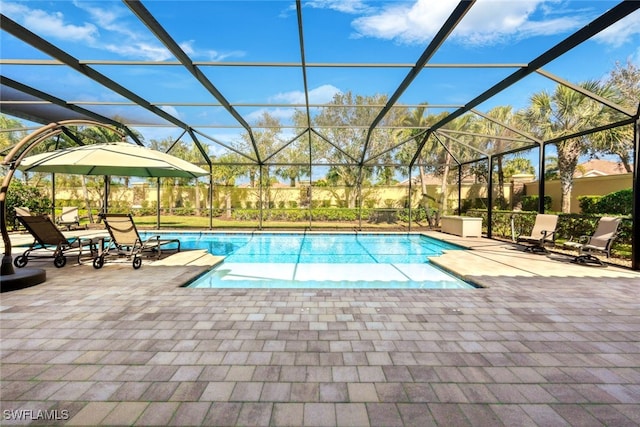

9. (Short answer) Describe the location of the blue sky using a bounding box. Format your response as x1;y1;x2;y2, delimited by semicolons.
1;0;639;149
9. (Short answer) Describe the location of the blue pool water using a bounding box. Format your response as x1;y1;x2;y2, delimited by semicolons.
149;232;473;289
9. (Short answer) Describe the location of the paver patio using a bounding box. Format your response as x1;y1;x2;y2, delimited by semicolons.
1;231;639;426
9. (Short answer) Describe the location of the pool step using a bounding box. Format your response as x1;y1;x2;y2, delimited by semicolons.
150;249;225;267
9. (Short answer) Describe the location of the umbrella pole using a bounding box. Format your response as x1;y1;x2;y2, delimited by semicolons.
51;173;56;220
157;178;161;229
103;176;109;215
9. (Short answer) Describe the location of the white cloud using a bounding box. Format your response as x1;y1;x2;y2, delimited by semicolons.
305;0;371;14
245;85;341;124
352;0;586;46
180;40;246;62
3;1;244;62
102;42;173;62
246;108;296;124
271;84;341;104
593;9;640;48
159;105;182;120
3;2;98;43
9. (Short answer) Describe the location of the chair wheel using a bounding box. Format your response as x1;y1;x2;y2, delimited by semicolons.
54;255;67;268
93;256;104;269
133;257;142;269
13;255;27;268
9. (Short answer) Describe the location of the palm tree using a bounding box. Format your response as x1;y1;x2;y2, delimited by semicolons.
396;105;449;226
524;81;617;213
472;106;525;209
211;153;245;217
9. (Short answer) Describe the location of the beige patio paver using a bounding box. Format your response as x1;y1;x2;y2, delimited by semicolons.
1;231;639;426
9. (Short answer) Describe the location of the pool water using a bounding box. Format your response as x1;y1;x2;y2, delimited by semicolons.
158;232;473;289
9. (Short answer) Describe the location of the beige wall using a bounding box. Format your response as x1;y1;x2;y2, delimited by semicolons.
524;173;632;213
50;174;633;214
47;182;496;212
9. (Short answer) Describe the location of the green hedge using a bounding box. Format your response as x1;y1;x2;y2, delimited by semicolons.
579;188;632;215
5;181;52;228
521;195;552;211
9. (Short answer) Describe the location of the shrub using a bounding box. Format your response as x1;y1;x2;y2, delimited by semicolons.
596;188;632;215
6;180;52;227
521;195;551;211
578;195;601;214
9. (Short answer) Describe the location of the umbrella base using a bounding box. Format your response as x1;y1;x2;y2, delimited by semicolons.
1;268;47;293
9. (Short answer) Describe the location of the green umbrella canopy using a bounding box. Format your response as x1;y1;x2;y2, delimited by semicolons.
18;142;208;178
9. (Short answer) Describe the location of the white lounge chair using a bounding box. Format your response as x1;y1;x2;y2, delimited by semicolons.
564;216;621;266
517;213;558;253
56;206;82;231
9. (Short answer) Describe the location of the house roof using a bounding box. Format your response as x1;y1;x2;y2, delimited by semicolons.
575;159;633;177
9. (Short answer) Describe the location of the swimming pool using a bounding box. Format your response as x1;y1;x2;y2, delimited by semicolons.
159;232;474;289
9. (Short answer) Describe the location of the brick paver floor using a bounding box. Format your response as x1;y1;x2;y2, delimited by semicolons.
1;232;639;426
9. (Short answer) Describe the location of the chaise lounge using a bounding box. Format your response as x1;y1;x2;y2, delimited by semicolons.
93;213;181;269
14;214;96;268
56;206;83;231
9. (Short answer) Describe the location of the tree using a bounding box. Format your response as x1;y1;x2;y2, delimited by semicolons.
237;112;286;211
396;106;441;225
0;115;27;152
473;106;524;209
312;91;389;208
524;81;617;213
211;153;245;217
503;157;535;179
589;60;640;172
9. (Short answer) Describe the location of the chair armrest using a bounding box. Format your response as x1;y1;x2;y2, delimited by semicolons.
540;230;556;241
143;235;162;244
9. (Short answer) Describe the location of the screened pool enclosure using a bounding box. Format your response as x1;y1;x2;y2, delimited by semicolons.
1;1;639;270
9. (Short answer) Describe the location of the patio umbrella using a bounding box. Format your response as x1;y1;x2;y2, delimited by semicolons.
18;142;208;178
17;141;209;230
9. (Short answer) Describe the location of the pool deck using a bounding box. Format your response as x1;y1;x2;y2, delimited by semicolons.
1;230;639;426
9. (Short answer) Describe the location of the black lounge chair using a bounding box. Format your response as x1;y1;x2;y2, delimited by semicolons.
564;216;621;266
93;213;181;269
14;214;96;268
517;213;558;253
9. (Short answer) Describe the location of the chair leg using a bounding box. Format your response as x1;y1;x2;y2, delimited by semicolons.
572;254;605;267
524;244;547;254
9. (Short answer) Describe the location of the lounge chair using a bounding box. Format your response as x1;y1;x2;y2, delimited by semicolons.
56;206;83;231
93;213;181;269
13;206;32;230
14;214;96;268
563;216;621;266
15;206;32;217
516;213;558;253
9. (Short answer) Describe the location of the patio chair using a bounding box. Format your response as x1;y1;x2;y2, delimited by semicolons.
563;216;621;266
14;214;96;268
516;213;558;253
93;213;181;269
56;206;80;230
13;206;32;230
15;206;32;217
